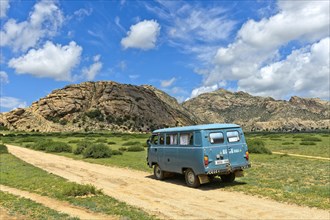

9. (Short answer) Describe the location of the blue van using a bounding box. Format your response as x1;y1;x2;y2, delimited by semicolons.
147;124;251;187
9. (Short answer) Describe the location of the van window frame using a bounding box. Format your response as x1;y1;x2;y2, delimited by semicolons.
165;133;178;145
209;131;225;144
226;130;240;143
179;132;194;146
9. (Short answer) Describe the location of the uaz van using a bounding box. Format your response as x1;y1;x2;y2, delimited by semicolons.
147;124;251;187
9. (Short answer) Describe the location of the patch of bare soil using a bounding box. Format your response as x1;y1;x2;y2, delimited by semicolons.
0;185;116;220
272;151;330;160
6;144;330;220
0;207;23;220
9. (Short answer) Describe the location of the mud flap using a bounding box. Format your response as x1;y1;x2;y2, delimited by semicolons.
234;170;244;177
198;174;210;184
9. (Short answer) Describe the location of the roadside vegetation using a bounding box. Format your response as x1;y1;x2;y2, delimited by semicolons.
1;131;329;210
0;191;77;220
0;145;156;220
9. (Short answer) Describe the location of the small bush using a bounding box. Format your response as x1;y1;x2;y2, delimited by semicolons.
73;141;91;155
247;139;272;154
19;137;39;142
83;143;112;158
111;149;123;155
0;144;8;154
61;184;102;197
32;140;71;152
118;147;127;152
301;137;322;142
45;142;72;153
108;141;116;145
127;146;144;152
282;142;294;145
300;141;316;145
122;141;140;146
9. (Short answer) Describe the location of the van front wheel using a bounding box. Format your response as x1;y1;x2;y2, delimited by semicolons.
185;169;200;188
154;164;165;180
220;173;235;183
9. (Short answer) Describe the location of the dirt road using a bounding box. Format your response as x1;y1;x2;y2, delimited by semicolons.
6;145;330;220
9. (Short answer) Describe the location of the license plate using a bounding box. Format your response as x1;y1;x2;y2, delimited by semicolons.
215;159;229;165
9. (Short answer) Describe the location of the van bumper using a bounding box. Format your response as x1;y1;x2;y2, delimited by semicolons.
206;163;251;175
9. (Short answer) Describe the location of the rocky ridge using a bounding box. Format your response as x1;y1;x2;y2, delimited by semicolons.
183;89;329;131
0;81;198;132
0;81;329;132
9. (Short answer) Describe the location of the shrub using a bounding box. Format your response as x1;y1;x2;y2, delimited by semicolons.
73;141;92;155
300;141;316;145
301;137;322;142
127;146;144;152
111;149;123;155
108;141;116;145
85;109;104;121
45;142;72;153
246;139;272;154
0;144;8;154
19;137;39;142
32;140;71;152
118;147;127;152
83;143;112;158
68;139;81;143
122;141;141;146
61;184;102;197
282;142;294;145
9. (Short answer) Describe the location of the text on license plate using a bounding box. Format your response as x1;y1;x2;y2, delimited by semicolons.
215;159;229;165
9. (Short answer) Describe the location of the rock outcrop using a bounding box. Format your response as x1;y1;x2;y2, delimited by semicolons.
0;81;198;132
0;82;329;132
183;89;329;132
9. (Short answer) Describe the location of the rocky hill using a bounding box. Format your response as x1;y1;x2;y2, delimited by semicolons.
0;82;329;132
183;89;329;132
0;81;199;132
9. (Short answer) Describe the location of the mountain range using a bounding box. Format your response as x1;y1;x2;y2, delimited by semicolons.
0;81;329;132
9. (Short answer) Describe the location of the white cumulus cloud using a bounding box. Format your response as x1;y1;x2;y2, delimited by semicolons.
0;96;27;111
8;41;82;81
161;77;176;88
121;20;161;50
82;55;103;81
194;1;330;100
0;0;64;52
0;71;9;84
0;0;10;18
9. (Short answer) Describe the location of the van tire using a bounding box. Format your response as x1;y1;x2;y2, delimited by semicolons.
154;164;165;180
185;169;200;188
220;173;235;183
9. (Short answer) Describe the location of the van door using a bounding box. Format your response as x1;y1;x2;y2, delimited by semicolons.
226;130;246;167
204;130;230;171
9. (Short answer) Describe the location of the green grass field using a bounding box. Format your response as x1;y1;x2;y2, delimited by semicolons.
1;131;329;210
0;152;156;220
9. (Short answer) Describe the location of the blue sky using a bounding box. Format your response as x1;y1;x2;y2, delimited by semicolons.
0;0;329;112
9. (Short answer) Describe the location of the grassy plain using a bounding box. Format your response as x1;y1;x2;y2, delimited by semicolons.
1;131;329;210
0;152;156;220
0;191;78;220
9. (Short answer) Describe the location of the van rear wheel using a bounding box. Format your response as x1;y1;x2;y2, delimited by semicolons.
185;169;200;188
220;173;235;183
154;164;165;180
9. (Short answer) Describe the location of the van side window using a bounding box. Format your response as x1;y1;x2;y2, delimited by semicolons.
159;134;165;145
209;132;224;144
227;131;240;143
180;133;193;146
166;134;178;145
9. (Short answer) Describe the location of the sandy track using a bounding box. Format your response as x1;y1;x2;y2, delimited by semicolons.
0;185;116;220
272;151;330;161
6;144;330;220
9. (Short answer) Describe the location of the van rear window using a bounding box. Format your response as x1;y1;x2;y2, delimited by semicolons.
209;132;224;144
227;131;240;143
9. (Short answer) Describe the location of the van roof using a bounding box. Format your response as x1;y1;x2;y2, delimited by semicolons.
153;123;240;133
